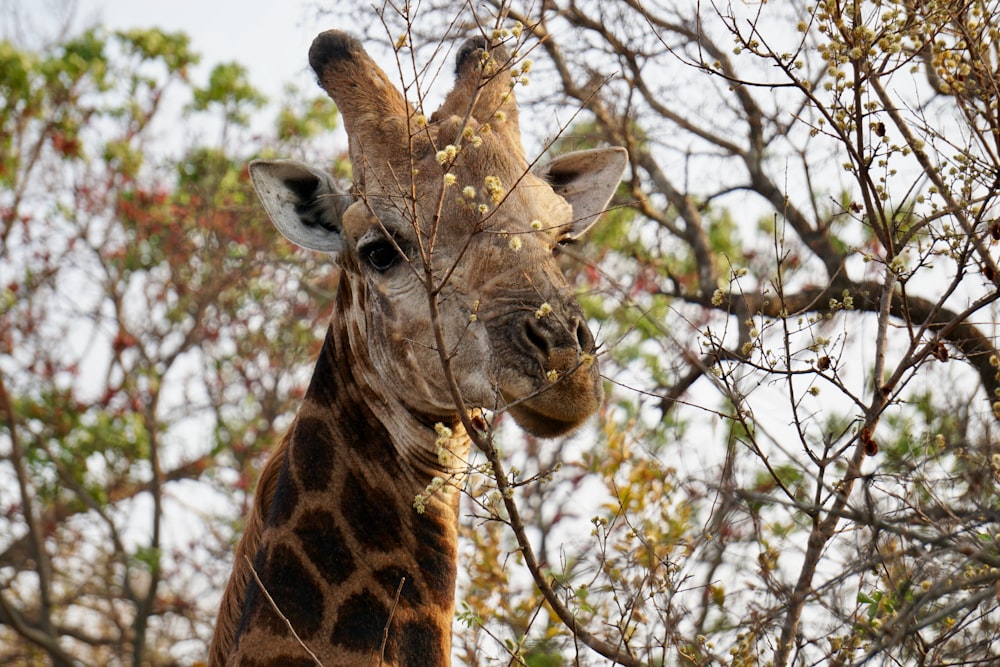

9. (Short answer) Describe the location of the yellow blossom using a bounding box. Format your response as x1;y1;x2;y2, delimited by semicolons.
484;175;505;203
435;144;458;165
437;447;455;467
434;422;453;440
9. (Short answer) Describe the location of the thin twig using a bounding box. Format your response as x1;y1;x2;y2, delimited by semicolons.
379;577;405;667
244;555;324;667
0;372;70;667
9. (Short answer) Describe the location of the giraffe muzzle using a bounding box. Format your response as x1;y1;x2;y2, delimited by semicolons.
501;310;603;437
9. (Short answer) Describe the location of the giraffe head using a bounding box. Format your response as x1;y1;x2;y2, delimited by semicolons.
251;31;626;438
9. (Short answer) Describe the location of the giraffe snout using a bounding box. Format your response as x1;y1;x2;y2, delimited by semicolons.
501;308;603;437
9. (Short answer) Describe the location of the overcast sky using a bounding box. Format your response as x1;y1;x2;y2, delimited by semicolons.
75;0;322;99
0;0;334;106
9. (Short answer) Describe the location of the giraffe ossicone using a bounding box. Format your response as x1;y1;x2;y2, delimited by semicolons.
210;28;627;667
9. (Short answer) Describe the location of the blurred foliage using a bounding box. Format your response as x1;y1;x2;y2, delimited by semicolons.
0;23;342;665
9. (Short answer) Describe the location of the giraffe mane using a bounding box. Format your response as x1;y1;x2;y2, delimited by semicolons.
208;429;292;667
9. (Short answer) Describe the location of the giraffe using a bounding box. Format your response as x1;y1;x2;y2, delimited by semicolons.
209;28;627;667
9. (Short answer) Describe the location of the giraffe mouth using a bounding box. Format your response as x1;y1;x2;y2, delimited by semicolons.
500;354;603;437
507;400;594;438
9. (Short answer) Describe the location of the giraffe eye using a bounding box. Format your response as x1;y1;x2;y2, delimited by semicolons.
552;238;575;258
360;239;402;272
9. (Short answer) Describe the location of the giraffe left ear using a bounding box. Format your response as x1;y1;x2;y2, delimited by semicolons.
533;147;628;238
249;159;350;255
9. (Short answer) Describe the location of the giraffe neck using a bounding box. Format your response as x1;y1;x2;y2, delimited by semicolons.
228;281;468;667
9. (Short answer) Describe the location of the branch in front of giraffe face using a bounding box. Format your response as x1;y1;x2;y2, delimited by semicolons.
379;11;638;666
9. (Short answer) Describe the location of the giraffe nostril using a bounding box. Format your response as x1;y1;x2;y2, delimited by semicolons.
524;315;594;358
524;318;551;358
575;319;595;353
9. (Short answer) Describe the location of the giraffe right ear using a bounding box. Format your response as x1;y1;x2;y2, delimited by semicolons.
249;159;349;255
532;147;628;239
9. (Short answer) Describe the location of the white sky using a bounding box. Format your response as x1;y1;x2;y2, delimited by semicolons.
75;0;321;99
1;0;330;105
91;0;320;99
